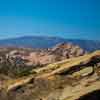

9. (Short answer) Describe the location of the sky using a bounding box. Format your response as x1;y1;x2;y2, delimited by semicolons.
0;0;99;40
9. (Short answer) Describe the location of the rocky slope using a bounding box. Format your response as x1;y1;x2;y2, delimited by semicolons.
0;50;100;100
0;43;100;100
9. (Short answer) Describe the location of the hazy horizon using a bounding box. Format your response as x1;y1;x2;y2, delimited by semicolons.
0;35;99;41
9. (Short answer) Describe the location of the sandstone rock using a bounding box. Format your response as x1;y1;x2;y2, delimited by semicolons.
1;43;86;67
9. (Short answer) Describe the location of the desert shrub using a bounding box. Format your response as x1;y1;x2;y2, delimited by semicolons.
0;60;35;78
12;65;34;77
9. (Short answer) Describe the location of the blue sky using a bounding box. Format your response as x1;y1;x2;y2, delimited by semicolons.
0;0;99;40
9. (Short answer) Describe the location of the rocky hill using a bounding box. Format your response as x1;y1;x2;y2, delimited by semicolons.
2;43;86;67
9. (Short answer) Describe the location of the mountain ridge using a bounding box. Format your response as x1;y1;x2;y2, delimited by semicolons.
0;36;100;52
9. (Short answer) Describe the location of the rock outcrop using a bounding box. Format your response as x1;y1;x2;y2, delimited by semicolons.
4;43;86;67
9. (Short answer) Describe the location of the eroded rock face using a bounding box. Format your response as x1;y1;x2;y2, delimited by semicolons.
28;43;86;66
50;43;86;59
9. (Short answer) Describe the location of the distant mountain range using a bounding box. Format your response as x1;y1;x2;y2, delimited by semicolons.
0;36;100;52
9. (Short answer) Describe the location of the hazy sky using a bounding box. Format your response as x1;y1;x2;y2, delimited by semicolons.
0;0;99;40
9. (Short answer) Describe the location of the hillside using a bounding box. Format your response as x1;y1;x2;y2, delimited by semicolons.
0;50;100;100
0;40;99;100
0;36;100;51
